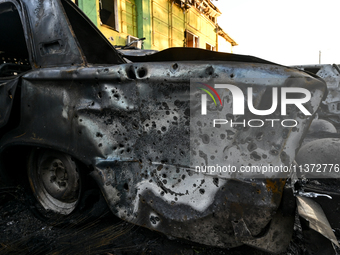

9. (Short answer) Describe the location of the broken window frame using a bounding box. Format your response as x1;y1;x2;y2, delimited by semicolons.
99;0;119;32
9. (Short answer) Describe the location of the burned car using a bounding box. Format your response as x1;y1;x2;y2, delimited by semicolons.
0;0;337;253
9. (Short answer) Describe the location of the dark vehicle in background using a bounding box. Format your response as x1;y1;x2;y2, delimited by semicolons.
0;0;338;253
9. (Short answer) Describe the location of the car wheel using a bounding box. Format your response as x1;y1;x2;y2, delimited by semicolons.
27;149;81;217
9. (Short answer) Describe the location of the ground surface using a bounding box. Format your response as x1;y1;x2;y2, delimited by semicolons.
0;186;338;255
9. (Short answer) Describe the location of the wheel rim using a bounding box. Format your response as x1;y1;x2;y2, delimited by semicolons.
28;149;81;215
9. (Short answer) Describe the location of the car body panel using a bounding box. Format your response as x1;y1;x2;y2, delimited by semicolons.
1;61;327;248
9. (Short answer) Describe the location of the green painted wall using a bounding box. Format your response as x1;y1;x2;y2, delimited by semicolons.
136;0;152;49
78;0;97;25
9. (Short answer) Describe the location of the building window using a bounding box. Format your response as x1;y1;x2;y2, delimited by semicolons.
99;0;119;31
206;43;213;51
186;31;199;48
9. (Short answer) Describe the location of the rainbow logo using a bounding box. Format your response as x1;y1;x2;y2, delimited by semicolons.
198;82;222;106
198;83;222;115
